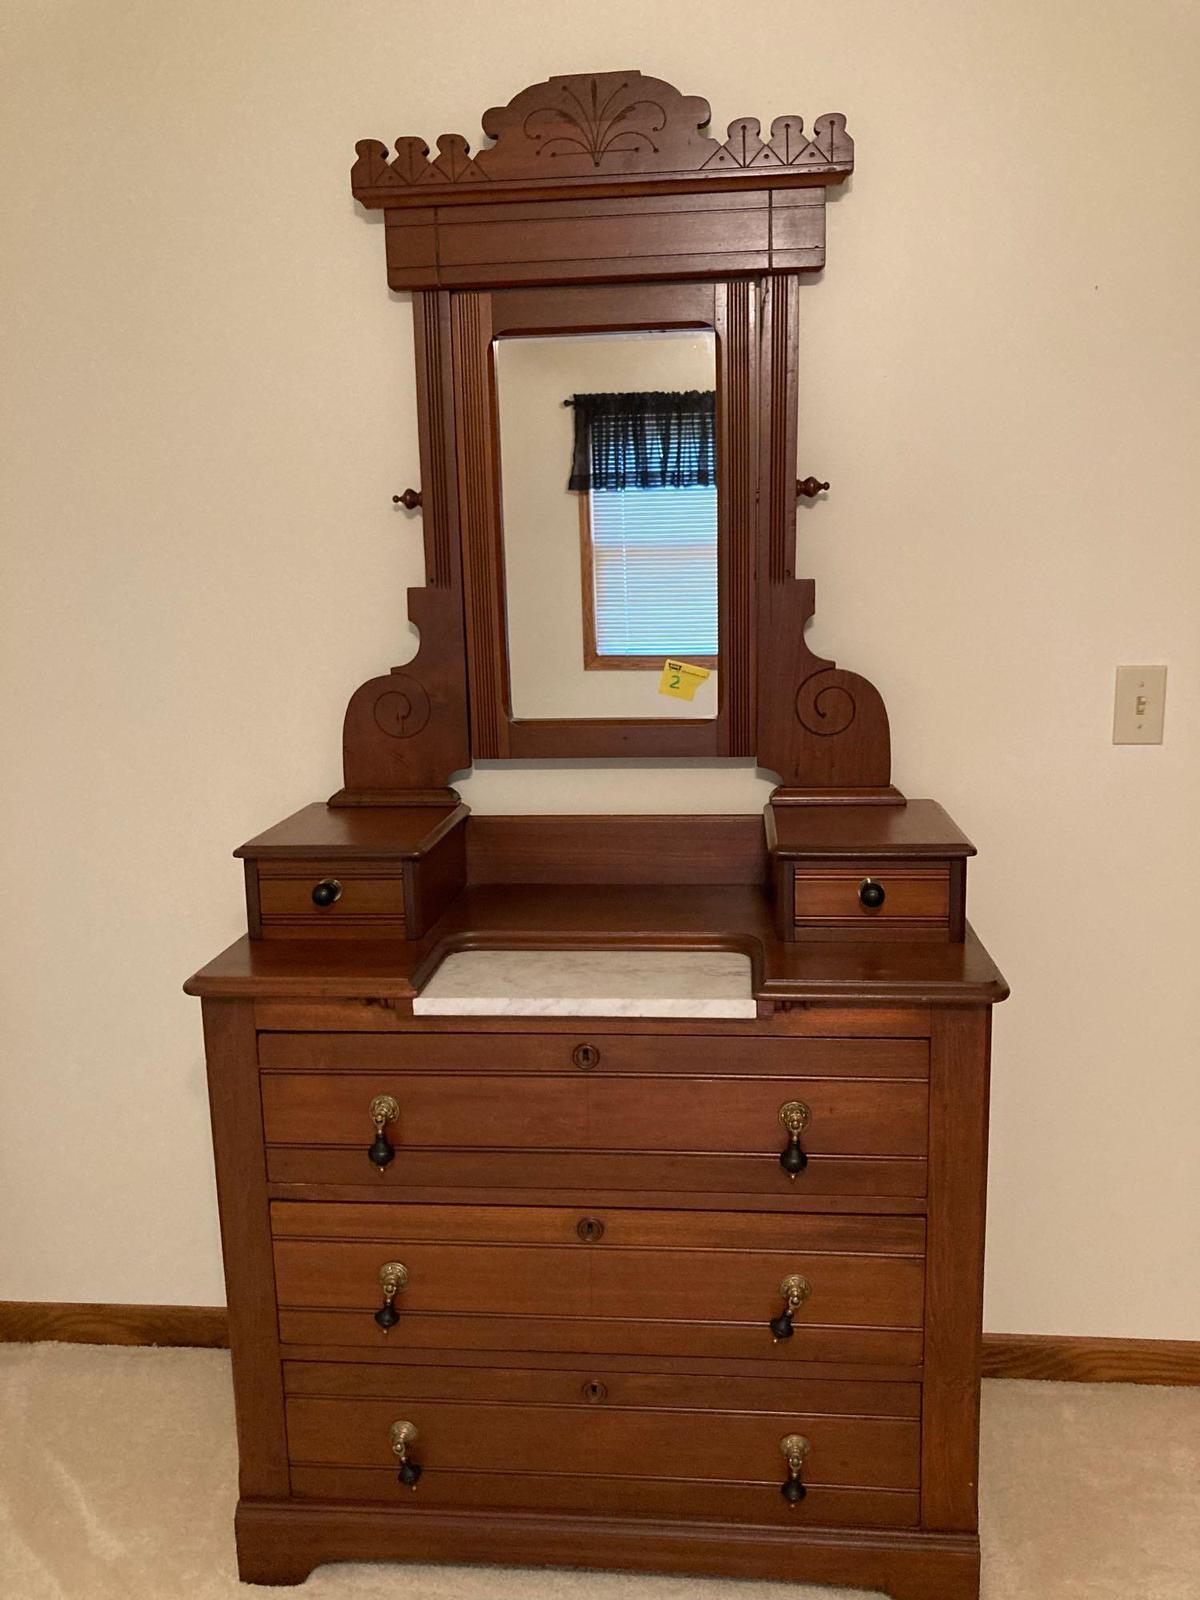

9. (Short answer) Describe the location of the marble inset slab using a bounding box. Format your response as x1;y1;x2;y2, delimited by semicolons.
412;949;756;1018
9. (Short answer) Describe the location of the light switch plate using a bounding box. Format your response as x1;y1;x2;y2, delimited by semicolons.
1113;665;1167;744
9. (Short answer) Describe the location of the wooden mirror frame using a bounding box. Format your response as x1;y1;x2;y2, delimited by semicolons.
465;282;733;759
334;71;894;805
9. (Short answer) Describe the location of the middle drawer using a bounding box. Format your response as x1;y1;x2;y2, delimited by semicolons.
272;1202;925;1365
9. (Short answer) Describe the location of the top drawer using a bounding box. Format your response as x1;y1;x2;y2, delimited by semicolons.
259;1032;929;1201
256;864;408;938
789;861;960;941
240;802;467;941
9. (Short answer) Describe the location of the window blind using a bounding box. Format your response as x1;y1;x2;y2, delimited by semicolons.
590;484;719;657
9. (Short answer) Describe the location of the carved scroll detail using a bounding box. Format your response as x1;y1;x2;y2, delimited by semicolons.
373;675;431;740
795;673;857;738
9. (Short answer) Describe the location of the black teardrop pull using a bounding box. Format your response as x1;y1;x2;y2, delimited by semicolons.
397;1460;423;1488
374;1301;400;1332
781;1477;807;1504
780;1135;808;1177
369;1132;395;1169
769;1310;795;1342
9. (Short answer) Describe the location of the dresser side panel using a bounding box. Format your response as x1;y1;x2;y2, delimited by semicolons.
920;1006;991;1530
201;999;288;1497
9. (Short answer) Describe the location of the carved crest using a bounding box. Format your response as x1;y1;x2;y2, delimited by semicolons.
352;71;852;205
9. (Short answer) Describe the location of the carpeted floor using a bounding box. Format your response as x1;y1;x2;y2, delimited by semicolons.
0;1345;1197;1600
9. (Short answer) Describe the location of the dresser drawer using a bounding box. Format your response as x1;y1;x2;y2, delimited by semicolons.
793;863;950;935
285;1383;919;1527
262;1067;927;1198
256;864;407;938
272;1202;925;1365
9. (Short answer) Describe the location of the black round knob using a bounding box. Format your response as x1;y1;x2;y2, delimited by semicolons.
781;1477;807;1504
769;1311;795;1342
858;879;886;909
780;1139;808;1177
311;878;343;908
374;1302;400;1331
369;1133;396;1169
397;1460;423;1488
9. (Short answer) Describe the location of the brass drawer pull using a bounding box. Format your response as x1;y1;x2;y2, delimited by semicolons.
778;1100;811;1178
769;1273;812;1342
368;1094;400;1171
389;1420;422;1488
375;1261;408;1332
780;1433;810;1504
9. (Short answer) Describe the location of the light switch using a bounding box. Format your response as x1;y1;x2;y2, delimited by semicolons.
1113;665;1167;744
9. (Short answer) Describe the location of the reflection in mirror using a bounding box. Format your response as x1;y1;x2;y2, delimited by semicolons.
495;329;718;721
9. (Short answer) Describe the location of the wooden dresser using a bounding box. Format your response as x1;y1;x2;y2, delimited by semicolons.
187;72;1007;1600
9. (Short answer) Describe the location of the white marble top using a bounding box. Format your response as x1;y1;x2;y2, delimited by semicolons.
412;949;757;1018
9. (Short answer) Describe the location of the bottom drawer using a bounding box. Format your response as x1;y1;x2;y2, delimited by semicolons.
284;1363;920;1530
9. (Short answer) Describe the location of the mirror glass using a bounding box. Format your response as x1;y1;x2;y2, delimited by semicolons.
495;329;718;721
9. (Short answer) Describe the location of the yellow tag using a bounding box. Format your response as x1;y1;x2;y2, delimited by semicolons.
658;659;712;702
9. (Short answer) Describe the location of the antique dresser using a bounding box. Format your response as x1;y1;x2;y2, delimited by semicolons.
186;72;1007;1600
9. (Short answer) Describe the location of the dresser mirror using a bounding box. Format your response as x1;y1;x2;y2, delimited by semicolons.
496;326;719;722
338;70;892;790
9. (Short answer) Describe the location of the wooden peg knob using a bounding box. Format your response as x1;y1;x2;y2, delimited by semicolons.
392;488;423;510
795;477;830;499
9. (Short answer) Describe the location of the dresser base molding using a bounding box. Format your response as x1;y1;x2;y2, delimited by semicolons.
235;1498;981;1599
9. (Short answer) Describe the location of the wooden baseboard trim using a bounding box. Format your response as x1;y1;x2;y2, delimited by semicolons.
3;1304;1196;1385
0;1300;229;1348
981;1331;1200;1386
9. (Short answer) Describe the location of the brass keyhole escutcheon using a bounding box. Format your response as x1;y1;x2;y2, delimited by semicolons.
582;1379;608;1404
577;1217;605;1243
572;1043;601;1070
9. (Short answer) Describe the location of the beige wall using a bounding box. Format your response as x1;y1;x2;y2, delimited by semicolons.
498;330;718;719
2;1;1197;1337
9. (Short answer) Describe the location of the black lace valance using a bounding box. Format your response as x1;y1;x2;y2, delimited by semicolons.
568;390;716;492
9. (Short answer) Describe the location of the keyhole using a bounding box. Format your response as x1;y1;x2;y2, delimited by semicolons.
577;1217;605;1243
581;1379;608;1404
